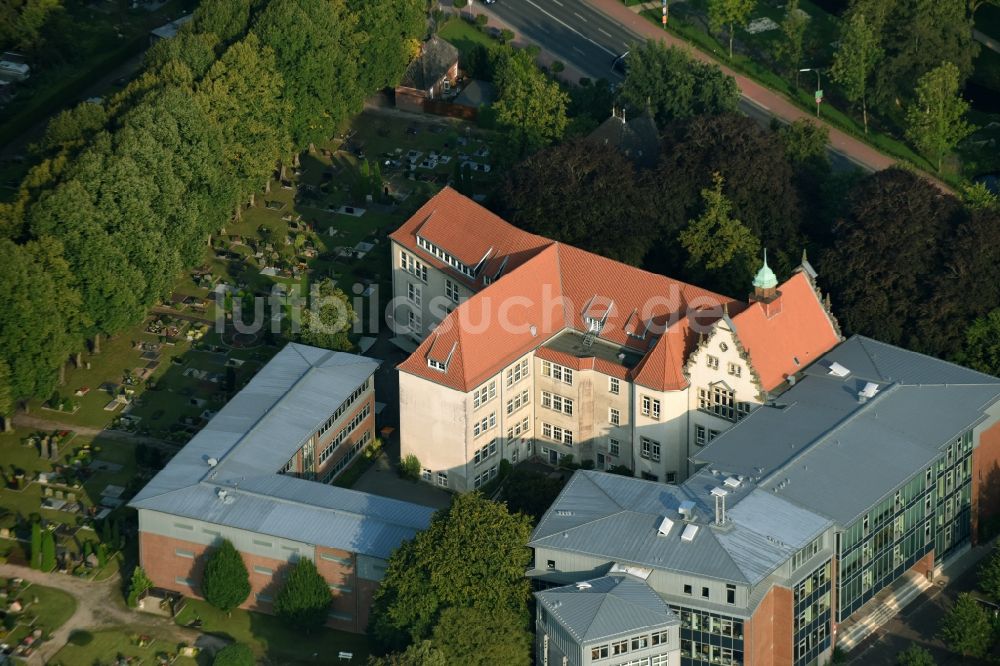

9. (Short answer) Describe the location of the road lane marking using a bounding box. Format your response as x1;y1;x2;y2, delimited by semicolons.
573;46;585;55
524;0;617;57
574;12;587;21
598;27;612;38
552;0;563;5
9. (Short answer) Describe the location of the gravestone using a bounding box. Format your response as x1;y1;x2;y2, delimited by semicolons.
39;437;50;460
50;440;58;461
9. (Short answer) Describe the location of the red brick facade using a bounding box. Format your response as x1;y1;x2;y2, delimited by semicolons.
138;531;376;633
314;394;376;481
745;585;793;666
972;420;1000;544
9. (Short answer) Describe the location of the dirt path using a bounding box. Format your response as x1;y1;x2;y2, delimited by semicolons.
0;562;226;664
11;414;180;451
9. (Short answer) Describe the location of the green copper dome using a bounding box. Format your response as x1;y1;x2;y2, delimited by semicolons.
753;251;778;289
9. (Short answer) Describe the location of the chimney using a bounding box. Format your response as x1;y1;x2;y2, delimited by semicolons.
711;487;728;526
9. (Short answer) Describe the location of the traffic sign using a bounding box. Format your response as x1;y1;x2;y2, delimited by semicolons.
815;89;823;103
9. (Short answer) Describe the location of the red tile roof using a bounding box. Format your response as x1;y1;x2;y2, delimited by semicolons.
731;271;842;391
388;187;552;289
396;189;841;395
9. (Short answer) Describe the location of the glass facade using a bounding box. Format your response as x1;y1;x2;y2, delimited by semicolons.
670;605;744;666
836;430;973;622
793;560;832;666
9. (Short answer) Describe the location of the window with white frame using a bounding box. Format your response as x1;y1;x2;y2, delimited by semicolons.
641;395;660;420
421;468;432;482
407;282;421;306
436;471;448;487
473;381;496;409
506;416;530;439
541;422;573;445
609;376;620;394
415;236;475;277
408;310;421;332
640;437;661;462
541;391;573;415
473;465;499;489
427;358;447;372
727;362;742;377
695;425;707;446
472;413;496;438
506;358;529;387
707;355;720;370
506;389;529;415
609;408;620;426
541;360;573;385
697;385;749;422
609;438;620;456
473;438;498;465
445;279;460;303
400;252;428;281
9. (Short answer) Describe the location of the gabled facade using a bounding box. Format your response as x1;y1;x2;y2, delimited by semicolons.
393;189;841;491
530;337;1000;666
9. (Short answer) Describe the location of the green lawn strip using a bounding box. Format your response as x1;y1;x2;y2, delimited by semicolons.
18;582;78;636
439;17;500;59
175;598;370;664
639;9;963;186
49;628;202;666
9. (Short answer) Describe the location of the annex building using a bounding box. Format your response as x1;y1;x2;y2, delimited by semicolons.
530;336;1000;666
129;343;435;633
391;188;841;492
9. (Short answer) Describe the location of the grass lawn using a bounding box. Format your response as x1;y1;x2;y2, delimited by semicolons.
439;16;501;61
175;599;371;664
20;582;78;636
50;628;204;666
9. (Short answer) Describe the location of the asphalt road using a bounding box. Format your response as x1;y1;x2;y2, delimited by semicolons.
483;0;860;172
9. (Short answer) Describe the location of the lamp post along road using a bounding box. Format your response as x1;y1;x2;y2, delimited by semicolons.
800;68;822;118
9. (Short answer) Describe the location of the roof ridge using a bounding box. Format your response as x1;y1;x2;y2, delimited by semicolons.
855;334;1000;385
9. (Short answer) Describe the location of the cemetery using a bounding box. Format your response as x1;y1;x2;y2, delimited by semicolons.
0;579;76;659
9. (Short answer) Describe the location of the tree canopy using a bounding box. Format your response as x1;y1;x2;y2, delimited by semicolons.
202;540;251;613
905;62;975;171
492;48;569;155
212;643;255;666
939;592;992;658
494;139;657;265
621;40;739;126
273;557;332;632
369;493;533;651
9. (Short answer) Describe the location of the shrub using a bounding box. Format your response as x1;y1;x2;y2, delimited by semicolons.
500;29;514;44
475;14;488;26
274;558;331;632
213;643;254;666
127;566;153;608
400;454;421;481
202;540;251;612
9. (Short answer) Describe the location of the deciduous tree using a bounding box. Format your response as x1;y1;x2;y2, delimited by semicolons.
492;48;569;155
905;62;975;171
0;361;12;432
369;493;532;650
127;566;154;608
708;0;756;59
368;641;446;666
494;139;656;265
202;539;251;613
295;279;356;351
431;606;531;666
831;11;882;135
939;592;992;658
961;310;1000;378
621;40;738;126
212;642;255;666
774;0;807;78
273;557;331;632
678;173;761;295
896;645;935;666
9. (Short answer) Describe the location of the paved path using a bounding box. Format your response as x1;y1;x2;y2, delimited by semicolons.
0;562;225;665
12;414;180;450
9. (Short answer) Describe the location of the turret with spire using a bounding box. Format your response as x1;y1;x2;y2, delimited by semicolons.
751;250;780;304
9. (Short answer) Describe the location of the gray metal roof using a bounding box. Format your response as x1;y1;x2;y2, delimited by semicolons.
535;575;678;644
530;470;829;586
130;343;435;559
694;336;1000;525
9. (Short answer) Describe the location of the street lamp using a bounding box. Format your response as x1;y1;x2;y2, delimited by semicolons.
800;68;822;118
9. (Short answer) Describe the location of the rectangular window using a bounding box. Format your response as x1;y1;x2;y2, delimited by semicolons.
700;385;737;421
683;584;692;595
547;560;556;569
320;553;352;565
640;437;660;462
641;395;651;416
592;645;609;660
329;583;353;593
175;549;194;559
173;522;193;531
609;377;620;394
407;310;421;332
253;565;273;576
728;362;742;377
436;472;448;487
541;360;573;385
726;584;736;604
407;282;421;306
542;423;573;445
609;408;620;426
203;528;221;537
609;439;620;456
421;468;432;482
541;391;573;415
445;279;460;303
695;425;707;446
611;640;628;655
707;355;720;370
702;586;710;599
651;399;660;420
175;576;195;587
506;359;529;387
252;538;273;548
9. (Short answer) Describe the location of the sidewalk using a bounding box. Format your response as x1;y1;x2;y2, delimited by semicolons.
584;0;954;192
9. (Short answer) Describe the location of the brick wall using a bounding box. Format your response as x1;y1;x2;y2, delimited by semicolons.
745;585;793;666
973;420;1000;544
315;394;376;480
139;531;375;633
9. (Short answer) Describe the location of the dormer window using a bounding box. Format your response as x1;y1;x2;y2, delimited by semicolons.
585;317;603;333
427;358;447;372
